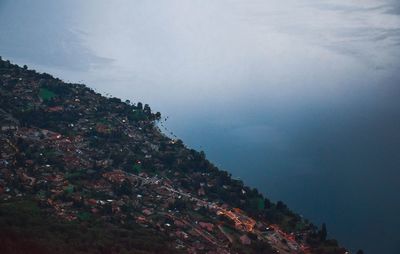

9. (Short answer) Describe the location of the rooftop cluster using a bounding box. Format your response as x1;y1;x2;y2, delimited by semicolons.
0;57;347;254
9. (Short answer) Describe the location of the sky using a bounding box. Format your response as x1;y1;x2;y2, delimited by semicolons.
1;0;400;253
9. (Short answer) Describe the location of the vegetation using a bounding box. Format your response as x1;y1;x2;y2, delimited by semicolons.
0;57;349;253
39;87;57;101
0;200;178;254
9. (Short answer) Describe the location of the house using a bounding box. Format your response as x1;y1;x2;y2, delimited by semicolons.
199;222;214;232
0;109;19;131
198;187;206;196
136;216;147;223
96;124;110;134
176;231;189;239
47;106;64;112
86;198;97;206
1;121;18;131
142;208;153;216
240;234;251;245
103;170;127;183
174;219;186;228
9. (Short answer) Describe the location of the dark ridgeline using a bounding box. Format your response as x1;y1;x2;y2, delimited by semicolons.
0;57;348;254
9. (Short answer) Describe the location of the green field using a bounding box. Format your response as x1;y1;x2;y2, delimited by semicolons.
39;88;57;101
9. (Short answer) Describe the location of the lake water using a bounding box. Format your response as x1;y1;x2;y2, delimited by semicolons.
1;1;400;253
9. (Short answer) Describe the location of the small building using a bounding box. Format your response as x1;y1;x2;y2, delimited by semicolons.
0;109;19;131
240;234;251;245
199;222;214;232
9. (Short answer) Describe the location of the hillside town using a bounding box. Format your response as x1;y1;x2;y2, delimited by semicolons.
0;57;348;254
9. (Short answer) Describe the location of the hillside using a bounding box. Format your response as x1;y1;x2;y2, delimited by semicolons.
0;56;347;254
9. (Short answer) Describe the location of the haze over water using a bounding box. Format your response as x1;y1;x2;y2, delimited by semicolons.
1;1;400;253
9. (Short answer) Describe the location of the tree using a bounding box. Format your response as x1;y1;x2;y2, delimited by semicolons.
264;198;272;209
319;223;327;241
155;111;161;120
199;151;206;160
276;201;287;211
356;250;364;254
115;180;133;196
144;103;151;114
137;102;143;110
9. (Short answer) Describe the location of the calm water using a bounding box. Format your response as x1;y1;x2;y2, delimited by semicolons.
1;1;400;253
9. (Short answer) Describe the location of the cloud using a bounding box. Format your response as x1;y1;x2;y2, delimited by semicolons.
311;2;387;13
384;2;400;15
297;1;400;68
0;0;113;71
1;0;399;107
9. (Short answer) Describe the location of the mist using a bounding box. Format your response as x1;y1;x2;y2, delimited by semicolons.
1;0;400;253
